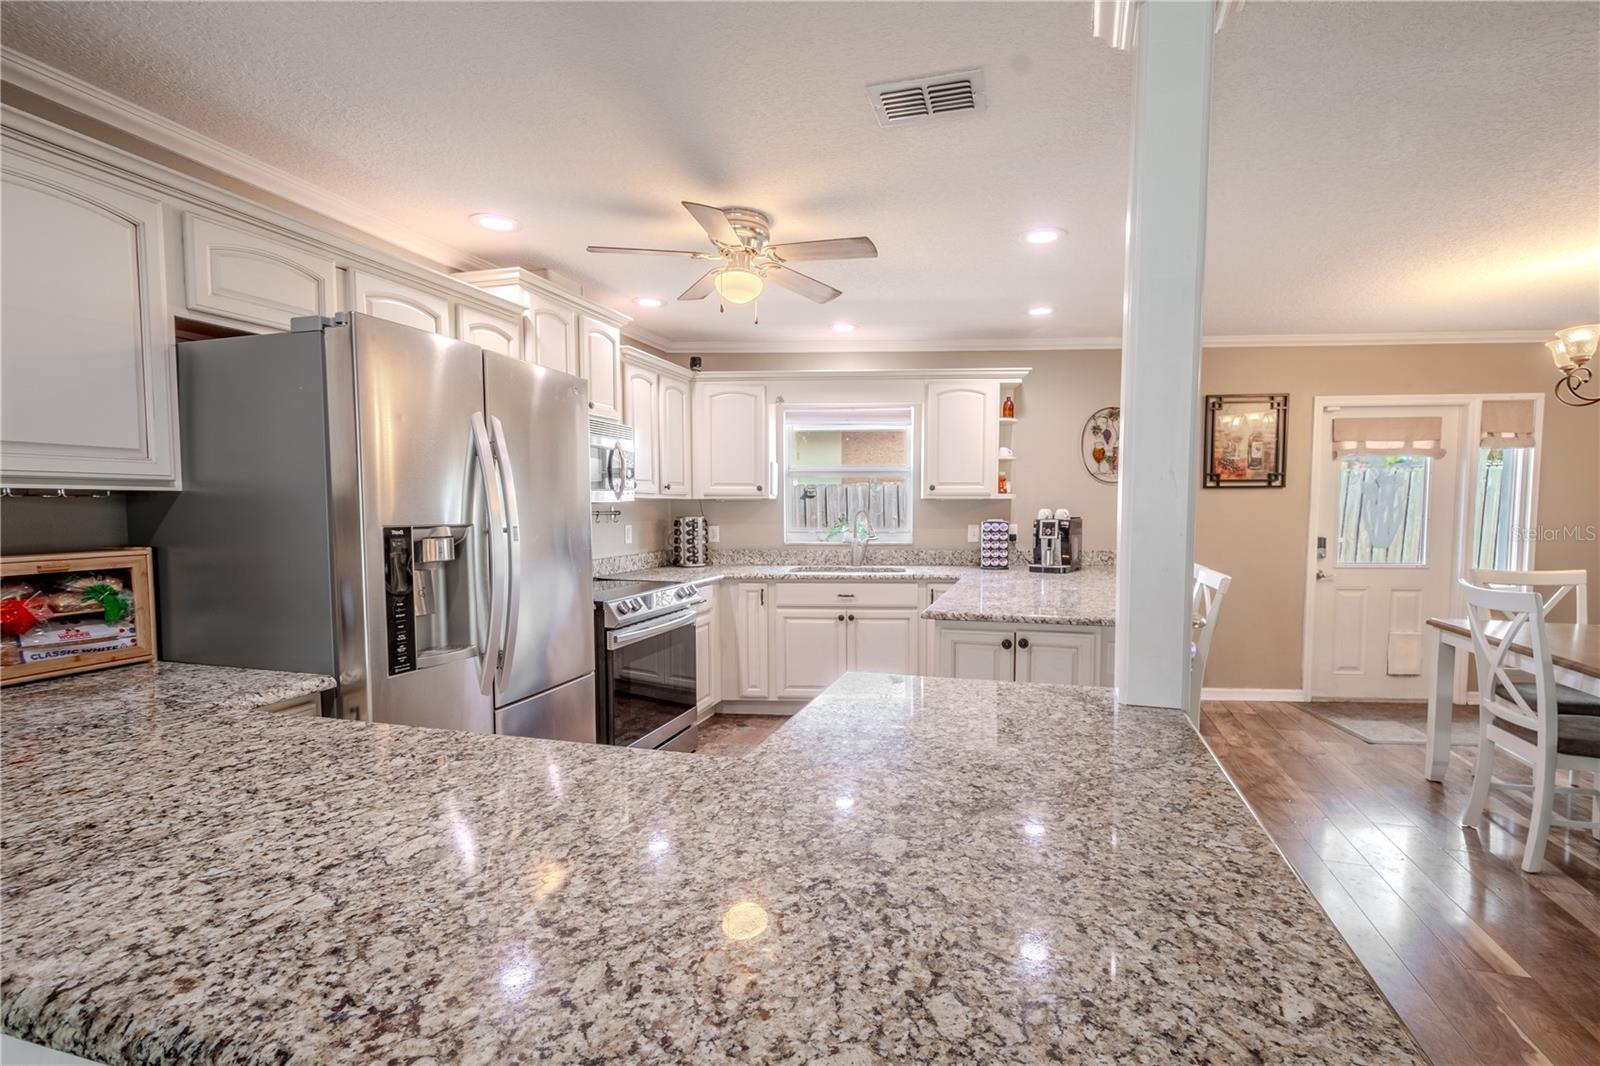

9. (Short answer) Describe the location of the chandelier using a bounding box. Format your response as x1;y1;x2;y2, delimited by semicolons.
1548;324;1599;407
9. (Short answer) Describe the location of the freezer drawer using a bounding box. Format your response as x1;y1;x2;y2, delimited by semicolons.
496;672;597;742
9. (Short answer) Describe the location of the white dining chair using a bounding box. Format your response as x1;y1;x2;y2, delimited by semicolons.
1471;568;1589;624
1189;564;1232;725
1459;580;1600;873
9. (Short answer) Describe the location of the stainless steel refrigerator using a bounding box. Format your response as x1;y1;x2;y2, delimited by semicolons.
131;312;595;739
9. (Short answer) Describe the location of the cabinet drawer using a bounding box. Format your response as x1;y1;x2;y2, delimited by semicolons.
773;582;920;608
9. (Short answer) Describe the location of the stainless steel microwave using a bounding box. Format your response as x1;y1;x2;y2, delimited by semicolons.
589;417;636;502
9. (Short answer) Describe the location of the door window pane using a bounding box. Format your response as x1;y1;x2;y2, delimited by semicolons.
1335;456;1430;565
1472;447;1533;571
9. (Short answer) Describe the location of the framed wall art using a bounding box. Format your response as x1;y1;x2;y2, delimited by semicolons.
1081;406;1120;484
1204;394;1287;488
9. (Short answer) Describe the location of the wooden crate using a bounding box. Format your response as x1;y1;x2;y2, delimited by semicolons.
1;548;157;686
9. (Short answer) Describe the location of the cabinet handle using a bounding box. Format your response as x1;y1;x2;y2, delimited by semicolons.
847;613;855;622
759;588;764;606
757;485;764;492
1018;637;1030;649
1001;638;1013;650
837;613;845;621
837;593;856;599
929;484;935;492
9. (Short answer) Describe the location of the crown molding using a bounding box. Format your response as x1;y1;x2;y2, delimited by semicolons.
652;329;1551;355
0;46;497;272
689;367;1030;382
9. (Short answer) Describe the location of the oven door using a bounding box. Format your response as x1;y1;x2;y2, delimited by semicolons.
588;422;636;503
603;608;697;747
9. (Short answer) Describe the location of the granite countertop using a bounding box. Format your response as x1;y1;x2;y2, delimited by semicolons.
608;563;1117;627
3;670;1418;1063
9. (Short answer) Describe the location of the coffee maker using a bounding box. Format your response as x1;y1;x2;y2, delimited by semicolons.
1030;510;1083;574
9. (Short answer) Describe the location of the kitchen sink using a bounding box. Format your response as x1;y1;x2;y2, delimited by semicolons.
787;565;909;573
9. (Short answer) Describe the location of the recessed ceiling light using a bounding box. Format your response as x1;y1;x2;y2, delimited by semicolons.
831;321;857;333
1027;305;1055;317
1024;227;1064;245
470;212;519;232
633;296;664;309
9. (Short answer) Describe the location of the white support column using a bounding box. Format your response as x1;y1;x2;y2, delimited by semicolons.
1113;0;1216;709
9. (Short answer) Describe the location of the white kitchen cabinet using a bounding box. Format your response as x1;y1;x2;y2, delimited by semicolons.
621;357;659;495
693;598;722;719
657;374;692;497
936;623;1102;684
580;315;623;420
731;583;770;699
182;212;338;331
693;381;770;497
850;609;919;675
938;627;1017;681
921;582;956;674
350;270;449;335
774;607;850;698
455;304;521;358
527;296;579;375
1014;630;1100;685
923;380;999;498
1;149;177;487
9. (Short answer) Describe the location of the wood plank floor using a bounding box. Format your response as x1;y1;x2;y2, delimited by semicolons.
1200;700;1600;1066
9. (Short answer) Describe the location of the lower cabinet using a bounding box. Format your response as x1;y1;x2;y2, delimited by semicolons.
920;581;956;675
773;583;920;698
774;607;848;698
694;598;720;718
731;583;770;699
850;610;919;675
937;625;1102;685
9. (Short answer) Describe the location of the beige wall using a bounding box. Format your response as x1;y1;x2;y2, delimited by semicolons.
1197;342;1600;690
590;500;673;559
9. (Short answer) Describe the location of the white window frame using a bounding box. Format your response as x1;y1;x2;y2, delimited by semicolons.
1471;444;1537;572
781;405;914;545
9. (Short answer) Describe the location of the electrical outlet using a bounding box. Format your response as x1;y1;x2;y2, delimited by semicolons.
624;524;633;545
708;525;720;544
1008;523;1019;535
967;524;979;543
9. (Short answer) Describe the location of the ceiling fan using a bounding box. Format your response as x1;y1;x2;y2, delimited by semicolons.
587;202;877;309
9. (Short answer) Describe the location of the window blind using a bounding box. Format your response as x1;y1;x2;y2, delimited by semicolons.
1479;399;1537;447
1331;415;1446;459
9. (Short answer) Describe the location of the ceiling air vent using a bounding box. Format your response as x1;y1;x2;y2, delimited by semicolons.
867;69;987;128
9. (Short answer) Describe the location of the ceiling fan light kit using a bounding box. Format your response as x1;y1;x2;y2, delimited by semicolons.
586;201;877;324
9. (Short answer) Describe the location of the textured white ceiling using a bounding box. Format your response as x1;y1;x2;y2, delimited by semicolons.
3;1;1596;346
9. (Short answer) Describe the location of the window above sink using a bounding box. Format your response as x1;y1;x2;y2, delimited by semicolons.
782;405;914;546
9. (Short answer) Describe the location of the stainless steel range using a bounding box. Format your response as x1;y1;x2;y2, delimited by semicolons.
593;578;704;751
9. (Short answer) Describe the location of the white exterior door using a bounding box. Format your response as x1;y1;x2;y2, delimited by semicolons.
1308;403;1465;699
849;610;919;675
657;375;692;497
923;380;998;498
622;359;659;495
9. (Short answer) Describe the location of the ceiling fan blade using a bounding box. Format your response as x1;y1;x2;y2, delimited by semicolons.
678;269;719;301
766;237;878;262
682;201;741;246
586;245;711;258
766;265;842;304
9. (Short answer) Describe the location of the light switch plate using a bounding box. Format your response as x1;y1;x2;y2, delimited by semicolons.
1008;523;1019;535
708;525;720;544
967;524;979;543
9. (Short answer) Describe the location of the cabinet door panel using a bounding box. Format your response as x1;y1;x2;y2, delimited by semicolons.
775;608;848;698
1015;630;1099;686
733;584;770;699
622;360;659;495
694;382;769;497
350;271;448;334
694;617;714;714
528;302;578;375
921;582;957;675
580;316;622;420
456;305;520;358
937;627;1015;681
924;381;998;497
183;213;337;330
1;156;175;484
849;609;918;675
657;375;692;497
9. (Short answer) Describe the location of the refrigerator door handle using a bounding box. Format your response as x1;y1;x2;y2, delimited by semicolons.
490;414;521;690
470;412;507;696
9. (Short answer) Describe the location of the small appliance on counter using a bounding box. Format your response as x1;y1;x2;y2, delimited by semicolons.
979;518;1012;569
672;516;709;568
1030;508;1084;574
593;577;704;752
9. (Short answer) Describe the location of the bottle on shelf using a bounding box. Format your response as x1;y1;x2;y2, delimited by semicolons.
997;472;1009;495
1002;396;1016;419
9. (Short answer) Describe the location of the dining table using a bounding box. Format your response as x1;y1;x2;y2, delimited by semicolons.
1424;618;1600;781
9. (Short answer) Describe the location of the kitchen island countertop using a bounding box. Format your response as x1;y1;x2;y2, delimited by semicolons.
2;668;1417;1063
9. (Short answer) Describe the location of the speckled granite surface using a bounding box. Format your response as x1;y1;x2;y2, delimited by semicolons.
922;566;1117;626
611;562;982;584
2;671;1418;1063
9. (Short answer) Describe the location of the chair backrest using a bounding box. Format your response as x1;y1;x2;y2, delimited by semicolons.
1460;579;1558;746
1471;568;1589;624
1188;564;1232;722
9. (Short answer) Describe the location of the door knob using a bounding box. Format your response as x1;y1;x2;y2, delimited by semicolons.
1316;569;1331;581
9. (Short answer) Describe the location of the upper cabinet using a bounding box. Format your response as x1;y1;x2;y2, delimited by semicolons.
657;373;692;497
621;357;659;496
349;270;450;335
182;212;338;332
526;292;579;376
1;147;177;488
580;315;622;420
923;380;999;497
693;381;770;498
455;304;520;359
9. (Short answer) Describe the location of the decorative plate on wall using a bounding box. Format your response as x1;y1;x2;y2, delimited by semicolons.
1081;407;1120;484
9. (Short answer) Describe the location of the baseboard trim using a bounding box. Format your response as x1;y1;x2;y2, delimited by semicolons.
1202;687;1308;702
710;700;806;716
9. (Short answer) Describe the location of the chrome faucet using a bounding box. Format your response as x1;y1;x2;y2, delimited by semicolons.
844;508;877;566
